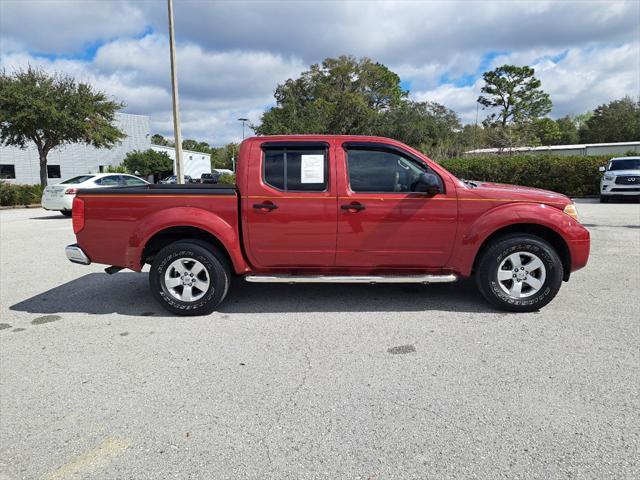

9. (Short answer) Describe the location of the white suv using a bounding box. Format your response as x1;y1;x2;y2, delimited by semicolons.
599;157;640;203
41;173;148;216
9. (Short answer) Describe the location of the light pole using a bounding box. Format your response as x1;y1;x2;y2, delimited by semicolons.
167;0;185;184
238;118;249;140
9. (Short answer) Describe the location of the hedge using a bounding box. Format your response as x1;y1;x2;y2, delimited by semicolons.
217;174;236;185
0;182;44;206
440;154;612;197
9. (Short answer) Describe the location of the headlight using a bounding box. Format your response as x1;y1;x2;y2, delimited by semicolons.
604;174;615;181
563;204;579;222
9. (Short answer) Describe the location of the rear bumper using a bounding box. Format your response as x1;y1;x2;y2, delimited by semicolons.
42;195;73;211
65;244;91;265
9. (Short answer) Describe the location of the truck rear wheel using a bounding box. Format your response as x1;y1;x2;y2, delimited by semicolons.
150;241;230;316
475;234;563;312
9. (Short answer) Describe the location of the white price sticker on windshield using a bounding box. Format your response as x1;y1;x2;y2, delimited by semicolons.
300;154;324;183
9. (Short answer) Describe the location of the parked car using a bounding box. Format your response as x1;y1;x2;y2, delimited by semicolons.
66;135;590;315
599;157;640;203
41;173;148;216
199;173;218;184
160;175;194;184
213;169;234;177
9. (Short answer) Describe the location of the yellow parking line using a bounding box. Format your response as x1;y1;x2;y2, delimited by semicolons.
44;437;129;480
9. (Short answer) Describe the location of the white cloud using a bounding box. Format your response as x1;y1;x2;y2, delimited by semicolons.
412;41;640;124
0;0;147;54
413;80;484;124
1;35;304;145
1;0;639;142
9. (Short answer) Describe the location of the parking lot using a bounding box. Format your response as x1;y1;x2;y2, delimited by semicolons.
0;200;638;479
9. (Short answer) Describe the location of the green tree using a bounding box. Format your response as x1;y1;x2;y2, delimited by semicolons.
380;101;461;154
182;139;211;153
255;55;407;137
578;97;640;143
122;149;173;176
0;67;125;186
211;143;238;170
555;115;579;144
533;118;561;145
151;133;172;146
477;65;552;148
448;124;490;157
572;112;593;131
478;65;552;127
105;164;127;173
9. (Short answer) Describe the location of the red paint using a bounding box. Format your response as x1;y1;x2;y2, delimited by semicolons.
75;135;590;278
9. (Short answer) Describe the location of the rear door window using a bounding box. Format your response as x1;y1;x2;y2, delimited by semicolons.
263;146;328;192
123;176;147;186
95;175;122;186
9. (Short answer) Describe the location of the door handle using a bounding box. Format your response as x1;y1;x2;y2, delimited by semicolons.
341;202;365;212
253;202;278;211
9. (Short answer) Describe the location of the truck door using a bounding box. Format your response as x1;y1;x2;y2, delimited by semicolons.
335;142;458;269
243;141;337;269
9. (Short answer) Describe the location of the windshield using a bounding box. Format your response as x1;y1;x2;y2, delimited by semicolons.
609;159;640;170
60;175;95;184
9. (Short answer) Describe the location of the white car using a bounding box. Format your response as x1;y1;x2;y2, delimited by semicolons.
599;157;640;203
41;173;149;216
213;169;234;176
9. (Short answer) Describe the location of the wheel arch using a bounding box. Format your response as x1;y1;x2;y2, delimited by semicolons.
142;226;234;270
472;223;571;281
125;206;249;274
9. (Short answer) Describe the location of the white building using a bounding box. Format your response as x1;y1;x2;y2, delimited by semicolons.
464;141;640;157
151;144;211;180
0;112;211;184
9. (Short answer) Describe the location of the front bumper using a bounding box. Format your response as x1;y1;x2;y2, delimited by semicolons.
601;182;640;196
65;244;91;265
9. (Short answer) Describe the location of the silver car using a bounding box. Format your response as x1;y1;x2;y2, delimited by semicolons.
599;157;640;203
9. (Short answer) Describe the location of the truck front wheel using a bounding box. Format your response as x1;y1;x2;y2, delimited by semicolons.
150;241;230;316
475;234;564;312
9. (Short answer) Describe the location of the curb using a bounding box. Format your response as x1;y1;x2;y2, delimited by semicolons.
0;204;42;210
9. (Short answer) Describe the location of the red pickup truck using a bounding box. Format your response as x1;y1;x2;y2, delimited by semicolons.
66;135;590;315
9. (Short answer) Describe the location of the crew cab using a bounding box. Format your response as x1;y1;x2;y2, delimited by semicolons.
66;135;590;315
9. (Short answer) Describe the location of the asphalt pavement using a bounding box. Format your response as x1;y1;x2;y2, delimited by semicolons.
0;200;638;479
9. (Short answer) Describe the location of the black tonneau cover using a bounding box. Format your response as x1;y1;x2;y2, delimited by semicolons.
77;184;237;196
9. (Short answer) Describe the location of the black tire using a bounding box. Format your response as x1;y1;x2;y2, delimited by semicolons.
475;234;563;312
599;195;609;203
61;210;72;217
149;241;230;316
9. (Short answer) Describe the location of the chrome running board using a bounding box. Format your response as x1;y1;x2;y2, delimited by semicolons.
244;274;457;284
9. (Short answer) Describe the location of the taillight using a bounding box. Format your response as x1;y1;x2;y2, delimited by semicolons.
72;197;85;233
65;188;77;195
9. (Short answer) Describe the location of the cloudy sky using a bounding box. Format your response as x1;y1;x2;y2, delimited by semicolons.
1;0;639;145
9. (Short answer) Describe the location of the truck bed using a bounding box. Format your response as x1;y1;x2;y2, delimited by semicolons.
75;183;240;271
